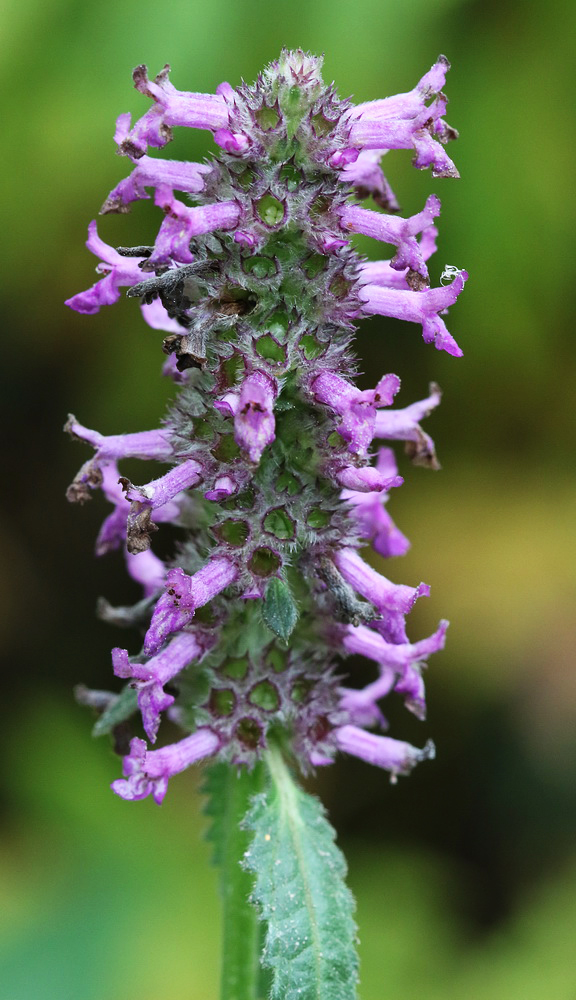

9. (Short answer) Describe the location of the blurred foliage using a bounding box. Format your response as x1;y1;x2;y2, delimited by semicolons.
1;0;575;996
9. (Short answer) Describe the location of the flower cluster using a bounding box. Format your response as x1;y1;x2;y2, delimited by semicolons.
67;50;465;803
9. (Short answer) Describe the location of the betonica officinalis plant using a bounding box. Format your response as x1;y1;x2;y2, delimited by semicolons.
66;49;466;1000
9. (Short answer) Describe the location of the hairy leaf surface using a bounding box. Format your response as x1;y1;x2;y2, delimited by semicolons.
263;577;299;641
92;685;138;737
244;749;358;1000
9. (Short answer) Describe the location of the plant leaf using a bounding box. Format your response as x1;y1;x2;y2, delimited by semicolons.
92;685;138;737
262;578;299;642
244;748;359;1000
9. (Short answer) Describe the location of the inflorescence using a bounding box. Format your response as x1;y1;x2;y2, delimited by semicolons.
66;50;466;804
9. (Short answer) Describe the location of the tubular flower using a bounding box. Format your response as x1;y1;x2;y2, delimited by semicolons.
67;50;465;802
112;631;211;742
111;730;221;804
64;222;146;314
339;194;441;279
341;448;411;556
358;270;467;356
343;55;459;178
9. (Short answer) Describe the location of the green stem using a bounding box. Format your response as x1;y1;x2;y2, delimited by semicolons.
264;746;324;980
216;763;266;1000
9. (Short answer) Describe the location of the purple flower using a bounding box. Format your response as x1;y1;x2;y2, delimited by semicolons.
81;464;176;603
145;559;239;654
140;298;188;334
341;449;410;557
340;194;441;278
204;475;238;502
394;666;427;723
111;729;220;804
312;370;400;455
234;231;258;249
125;549;166;598
146;195;240;266
342;620;447;671
338;672;395;727
214;128;251;155
344;56;458;178
120;459;203;508
64;222;146;314
113;631;207;741
101;119;212;213
232;372;278;464
340;149;399;211
333;547;429;614
358;269;468;356
341;618;448;720
334;463;403;494
66;414;175;467
334;725;435;779
66;416;199;548
94;462;132;554
213;373;279;464
372;384;442;468
357;223;439;292
116;64;230;159
119;458;204;553
328;148;360;169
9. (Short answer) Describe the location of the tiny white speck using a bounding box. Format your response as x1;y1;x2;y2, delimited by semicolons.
440;264;463;285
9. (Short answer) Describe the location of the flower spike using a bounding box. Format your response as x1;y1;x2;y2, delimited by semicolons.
68;51;465;803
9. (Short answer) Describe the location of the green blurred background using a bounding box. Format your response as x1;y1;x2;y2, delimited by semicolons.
1;0;575;996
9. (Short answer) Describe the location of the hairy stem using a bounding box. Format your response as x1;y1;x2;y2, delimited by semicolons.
215;763;266;1000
